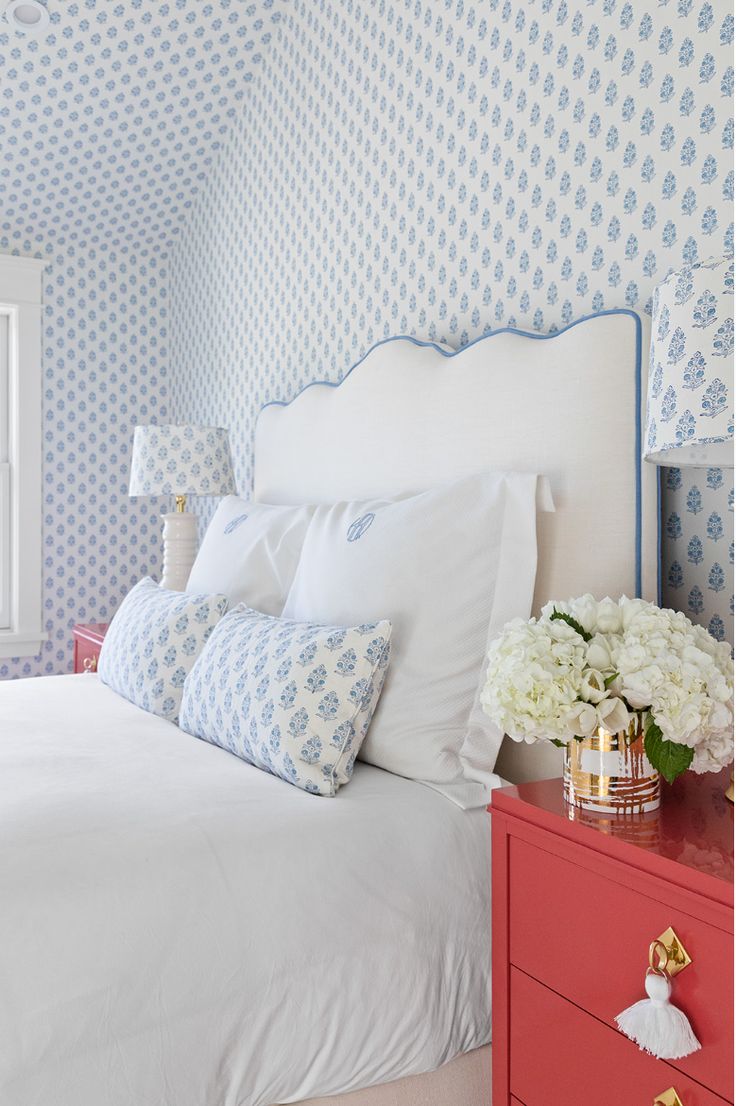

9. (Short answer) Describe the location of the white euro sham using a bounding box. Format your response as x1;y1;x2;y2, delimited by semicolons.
186;495;314;615
283;470;542;808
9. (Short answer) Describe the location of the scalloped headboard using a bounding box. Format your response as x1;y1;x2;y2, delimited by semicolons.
254;311;658;783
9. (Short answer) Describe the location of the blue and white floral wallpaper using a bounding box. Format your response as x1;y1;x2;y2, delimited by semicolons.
0;0;281;676
171;0;733;643
0;0;732;677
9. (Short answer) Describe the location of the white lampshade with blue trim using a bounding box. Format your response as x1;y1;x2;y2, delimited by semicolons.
644;256;734;467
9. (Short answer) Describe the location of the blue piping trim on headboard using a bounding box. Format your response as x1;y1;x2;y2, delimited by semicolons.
261;309;649;599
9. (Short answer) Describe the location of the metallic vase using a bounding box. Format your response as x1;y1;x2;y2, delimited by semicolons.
563;718;661;814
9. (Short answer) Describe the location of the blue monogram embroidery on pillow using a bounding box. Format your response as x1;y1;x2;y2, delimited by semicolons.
347;513;375;542
224;513;249;535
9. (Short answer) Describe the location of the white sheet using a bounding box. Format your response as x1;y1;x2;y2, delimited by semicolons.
0;675;495;1106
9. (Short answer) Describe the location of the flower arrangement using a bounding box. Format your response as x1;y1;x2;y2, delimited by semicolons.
481;595;734;783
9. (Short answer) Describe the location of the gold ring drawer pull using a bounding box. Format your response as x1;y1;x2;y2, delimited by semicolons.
655;927;692;976
83;655;98;673
654;1088;684;1106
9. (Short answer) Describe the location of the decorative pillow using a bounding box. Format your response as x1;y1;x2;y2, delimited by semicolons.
98;577;228;722
283;471;543;808
179;606;392;796
186;495;314;616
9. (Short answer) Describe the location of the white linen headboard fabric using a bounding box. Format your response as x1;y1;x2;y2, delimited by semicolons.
255;310;658;784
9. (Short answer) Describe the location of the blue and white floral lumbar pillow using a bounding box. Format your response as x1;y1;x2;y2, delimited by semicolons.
98;577;228;722
179;605;392;796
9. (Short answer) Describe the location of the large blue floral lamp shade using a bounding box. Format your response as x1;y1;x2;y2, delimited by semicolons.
644;256;734;468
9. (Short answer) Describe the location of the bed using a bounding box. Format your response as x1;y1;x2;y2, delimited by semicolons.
0;311;657;1106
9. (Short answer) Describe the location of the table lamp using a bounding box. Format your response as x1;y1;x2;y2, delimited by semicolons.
129;424;236;591
644;255;734;801
644;255;733;467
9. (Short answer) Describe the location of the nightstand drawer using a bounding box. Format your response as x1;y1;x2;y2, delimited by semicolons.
73;623;109;674
510;967;729;1106
74;635;101;674
509;838;733;1099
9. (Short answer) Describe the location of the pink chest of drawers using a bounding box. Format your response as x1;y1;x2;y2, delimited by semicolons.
490;770;734;1106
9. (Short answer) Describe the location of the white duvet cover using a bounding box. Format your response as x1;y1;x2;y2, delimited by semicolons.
0;675;496;1106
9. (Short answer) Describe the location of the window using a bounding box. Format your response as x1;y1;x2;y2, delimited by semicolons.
0;256;45;658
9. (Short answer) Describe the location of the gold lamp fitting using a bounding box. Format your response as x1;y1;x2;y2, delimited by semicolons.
174;494;187;513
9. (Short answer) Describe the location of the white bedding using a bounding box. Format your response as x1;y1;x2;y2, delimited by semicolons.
0;675;496;1106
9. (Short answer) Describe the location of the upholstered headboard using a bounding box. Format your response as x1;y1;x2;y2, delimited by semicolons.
254;311;658;783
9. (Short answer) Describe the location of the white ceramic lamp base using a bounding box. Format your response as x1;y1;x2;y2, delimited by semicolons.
161;511;198;591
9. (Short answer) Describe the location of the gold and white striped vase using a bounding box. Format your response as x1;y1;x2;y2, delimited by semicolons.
563;718;661;814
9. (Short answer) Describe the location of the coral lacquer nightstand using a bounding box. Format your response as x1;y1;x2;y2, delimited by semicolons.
490;770;734;1106
72;622;109;674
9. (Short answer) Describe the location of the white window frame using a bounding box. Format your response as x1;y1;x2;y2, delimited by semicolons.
0;256;45;658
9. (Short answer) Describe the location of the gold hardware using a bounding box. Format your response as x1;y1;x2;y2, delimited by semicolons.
648;939;670;975
82;655;97;674
653;1088;684;1106
174;494;187;513
655;927;692;976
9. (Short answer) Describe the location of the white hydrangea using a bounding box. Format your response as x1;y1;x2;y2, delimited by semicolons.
483;594;734;778
481;617;586;744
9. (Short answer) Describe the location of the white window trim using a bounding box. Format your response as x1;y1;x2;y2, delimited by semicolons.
0;255;46;659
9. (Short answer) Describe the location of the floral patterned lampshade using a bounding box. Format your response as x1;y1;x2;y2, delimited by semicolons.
644;256;734;467
129;424;236;498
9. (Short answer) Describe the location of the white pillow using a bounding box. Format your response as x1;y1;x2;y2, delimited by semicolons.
283;471;542;808
179;606;392;796
186;495;314;616
98;577;228;722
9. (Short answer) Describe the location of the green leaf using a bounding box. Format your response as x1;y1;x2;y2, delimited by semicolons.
644;722;694;784
604;671;619;689
550;738;567;748
549;609;592;642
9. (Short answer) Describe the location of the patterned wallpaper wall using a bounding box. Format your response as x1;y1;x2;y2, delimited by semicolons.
0;246;168;678
0;0;281;677
171;0;734;642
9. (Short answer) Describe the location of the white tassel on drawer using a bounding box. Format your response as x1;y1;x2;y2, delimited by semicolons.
615;942;701;1061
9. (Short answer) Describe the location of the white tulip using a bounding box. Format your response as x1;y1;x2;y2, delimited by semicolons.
597;696;631;735
565;701;600;737
586;633;614;672
595;596;623;634
568;593;599;634
580;668;609;704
